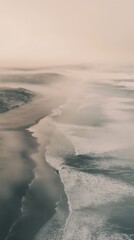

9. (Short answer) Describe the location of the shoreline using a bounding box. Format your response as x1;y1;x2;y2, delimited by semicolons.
30;116;70;240
0;88;68;240
0;129;37;240
5;119;69;240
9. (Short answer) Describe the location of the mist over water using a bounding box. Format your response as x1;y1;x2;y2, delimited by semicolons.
0;66;134;239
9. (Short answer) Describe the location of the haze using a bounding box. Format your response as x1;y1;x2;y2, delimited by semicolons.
0;0;134;67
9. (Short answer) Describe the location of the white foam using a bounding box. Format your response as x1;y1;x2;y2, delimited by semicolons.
41;140;134;240
35;156;134;240
32;72;134;240
62;211;105;240
60;168;134;209
97;233;132;240
37;116;134;240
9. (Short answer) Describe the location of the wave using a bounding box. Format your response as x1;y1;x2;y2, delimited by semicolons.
32;103;134;240
4;70;134;240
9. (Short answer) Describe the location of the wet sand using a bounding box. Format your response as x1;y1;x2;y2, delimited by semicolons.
0;87;66;240
0;130;37;240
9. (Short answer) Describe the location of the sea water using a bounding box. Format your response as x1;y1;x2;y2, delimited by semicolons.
32;67;134;240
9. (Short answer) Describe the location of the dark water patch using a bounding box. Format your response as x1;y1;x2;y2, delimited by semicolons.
108;197;134;236
64;154;134;185
105;167;134;185
87;166;134;186
64;154;113;171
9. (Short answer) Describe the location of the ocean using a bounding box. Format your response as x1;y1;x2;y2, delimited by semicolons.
0;66;134;239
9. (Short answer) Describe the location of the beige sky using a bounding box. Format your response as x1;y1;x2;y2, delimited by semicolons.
0;0;134;67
